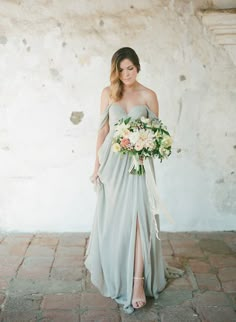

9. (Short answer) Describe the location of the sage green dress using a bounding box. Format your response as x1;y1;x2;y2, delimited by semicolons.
84;103;171;314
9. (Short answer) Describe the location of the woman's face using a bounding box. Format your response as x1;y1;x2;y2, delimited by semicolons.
118;58;138;86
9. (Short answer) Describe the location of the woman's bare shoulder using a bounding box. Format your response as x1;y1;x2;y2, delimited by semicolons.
101;86;111;97
141;86;159;117
140;85;158;99
100;86;111;113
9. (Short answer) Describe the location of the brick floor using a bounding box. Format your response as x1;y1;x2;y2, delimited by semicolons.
0;231;235;321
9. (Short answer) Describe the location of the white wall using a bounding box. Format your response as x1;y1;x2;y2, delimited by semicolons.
0;0;235;232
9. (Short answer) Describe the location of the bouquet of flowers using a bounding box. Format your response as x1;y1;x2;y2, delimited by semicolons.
112;116;173;175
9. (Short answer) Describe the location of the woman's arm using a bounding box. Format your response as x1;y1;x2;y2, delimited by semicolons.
91;87;110;182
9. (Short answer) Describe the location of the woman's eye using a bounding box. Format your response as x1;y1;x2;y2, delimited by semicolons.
128;67;134;71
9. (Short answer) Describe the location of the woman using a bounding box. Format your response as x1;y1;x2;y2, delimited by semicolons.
84;47;181;314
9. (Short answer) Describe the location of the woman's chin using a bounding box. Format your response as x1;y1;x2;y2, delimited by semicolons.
122;79;136;86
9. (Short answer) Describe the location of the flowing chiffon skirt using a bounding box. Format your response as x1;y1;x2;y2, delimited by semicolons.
84;104;183;314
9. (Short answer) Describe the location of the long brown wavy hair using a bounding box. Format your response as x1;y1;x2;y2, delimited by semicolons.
110;47;141;102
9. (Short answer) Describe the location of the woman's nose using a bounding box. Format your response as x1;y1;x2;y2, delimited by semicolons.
124;70;129;77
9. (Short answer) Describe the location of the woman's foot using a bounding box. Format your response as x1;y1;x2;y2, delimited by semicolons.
132;277;146;309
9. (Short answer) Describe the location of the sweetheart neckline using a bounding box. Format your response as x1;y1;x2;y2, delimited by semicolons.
110;103;148;115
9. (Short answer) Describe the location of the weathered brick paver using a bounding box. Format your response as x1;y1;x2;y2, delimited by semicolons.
0;231;235;321
42;310;80;322
41;293;81;310
195;273;222;291
81;292;118;309
188;259;212;273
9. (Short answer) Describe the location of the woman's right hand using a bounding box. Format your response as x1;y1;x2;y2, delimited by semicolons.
90;167;100;184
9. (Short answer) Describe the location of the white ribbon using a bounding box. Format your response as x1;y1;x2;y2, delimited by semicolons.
128;155;140;174
143;158;175;262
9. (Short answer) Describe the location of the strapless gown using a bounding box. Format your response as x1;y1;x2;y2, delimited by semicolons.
84;103;174;314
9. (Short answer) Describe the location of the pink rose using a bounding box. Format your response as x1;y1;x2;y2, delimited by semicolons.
135;140;144;151
120;138;131;148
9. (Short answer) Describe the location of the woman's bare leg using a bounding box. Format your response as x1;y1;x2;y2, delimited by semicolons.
132;216;146;308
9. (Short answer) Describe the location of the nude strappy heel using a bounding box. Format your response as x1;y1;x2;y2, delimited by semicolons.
132;277;146;309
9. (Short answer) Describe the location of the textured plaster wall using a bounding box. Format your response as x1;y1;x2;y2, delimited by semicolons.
0;0;235;232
